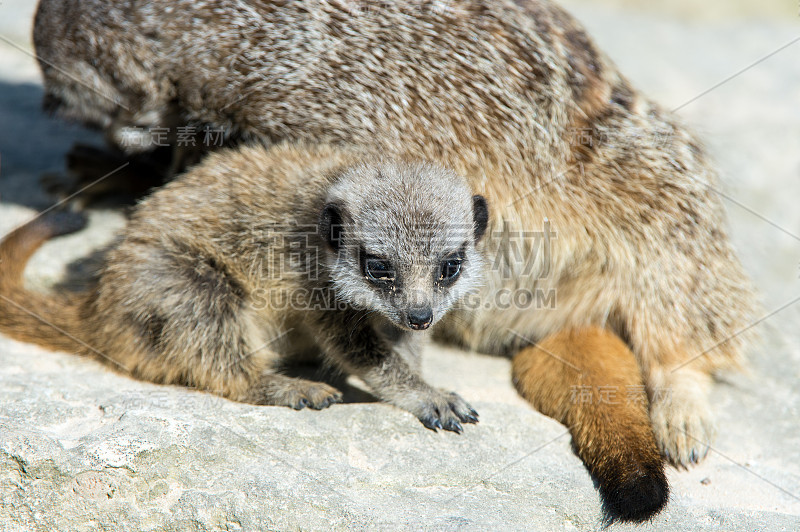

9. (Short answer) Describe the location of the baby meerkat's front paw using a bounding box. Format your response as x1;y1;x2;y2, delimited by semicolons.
402;389;479;433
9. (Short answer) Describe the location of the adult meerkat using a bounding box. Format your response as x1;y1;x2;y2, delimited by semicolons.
30;0;756;521
0;142;490;432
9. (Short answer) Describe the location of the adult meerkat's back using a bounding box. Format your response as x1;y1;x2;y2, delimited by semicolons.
33;0;756;521
0;142;489;431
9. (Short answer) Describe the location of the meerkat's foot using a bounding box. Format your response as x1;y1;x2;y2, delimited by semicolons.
245;374;343;410
399;388;479;434
648;368;715;467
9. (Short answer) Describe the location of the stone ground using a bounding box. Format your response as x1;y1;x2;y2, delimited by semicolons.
1;1;799;530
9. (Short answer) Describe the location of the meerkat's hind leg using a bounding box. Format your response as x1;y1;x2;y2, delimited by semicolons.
242;372;343;410
647;365;715;467
108;241;342;412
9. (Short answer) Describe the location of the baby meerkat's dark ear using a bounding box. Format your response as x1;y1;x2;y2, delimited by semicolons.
319;203;344;250
472;195;489;242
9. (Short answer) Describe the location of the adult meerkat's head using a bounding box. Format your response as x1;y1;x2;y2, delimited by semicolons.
319;159;489;332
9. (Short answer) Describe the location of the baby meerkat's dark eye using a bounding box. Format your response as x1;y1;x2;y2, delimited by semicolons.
365;258;395;283
438;255;463;284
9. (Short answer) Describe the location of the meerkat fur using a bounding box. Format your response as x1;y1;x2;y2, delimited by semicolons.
30;0;758;521
0;142;490;432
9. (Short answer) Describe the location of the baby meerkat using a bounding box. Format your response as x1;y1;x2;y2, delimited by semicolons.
0;143;489;432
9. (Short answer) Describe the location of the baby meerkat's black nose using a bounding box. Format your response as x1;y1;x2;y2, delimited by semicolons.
407;307;433;330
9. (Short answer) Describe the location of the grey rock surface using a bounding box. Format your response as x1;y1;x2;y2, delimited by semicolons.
1;1;799;530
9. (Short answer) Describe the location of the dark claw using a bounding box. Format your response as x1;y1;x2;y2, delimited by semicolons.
433;419;443;430
443;420;463;434
420;416;440;431
462;414;479;424
452;405;478;424
313;394;342;410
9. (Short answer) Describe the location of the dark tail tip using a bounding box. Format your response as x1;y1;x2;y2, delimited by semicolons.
597;463;669;524
40;210;88;238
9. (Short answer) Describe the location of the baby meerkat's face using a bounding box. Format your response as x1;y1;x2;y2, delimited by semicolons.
319;160;489;331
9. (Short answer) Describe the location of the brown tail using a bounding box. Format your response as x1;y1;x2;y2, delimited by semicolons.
0;211;93;354
512;327;668;523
